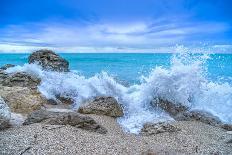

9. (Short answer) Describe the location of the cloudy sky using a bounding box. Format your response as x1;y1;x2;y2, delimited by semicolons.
0;0;232;53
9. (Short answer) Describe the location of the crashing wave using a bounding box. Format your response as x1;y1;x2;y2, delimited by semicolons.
5;47;232;133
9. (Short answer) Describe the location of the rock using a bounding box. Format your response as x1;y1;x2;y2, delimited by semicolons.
78;96;123;117
28;49;69;72
151;98;189;117
0;86;46;114
151;98;232;130
47;96;74;105
0;64;15;70
24;109;107;134
0;97;11;130
0;70;8;83
140;122;180;136
174;110;222;126
1;72;40;88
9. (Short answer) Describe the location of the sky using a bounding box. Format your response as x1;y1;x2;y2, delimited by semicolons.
0;0;232;53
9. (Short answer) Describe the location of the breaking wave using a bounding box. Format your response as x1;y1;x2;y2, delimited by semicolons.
5;47;232;133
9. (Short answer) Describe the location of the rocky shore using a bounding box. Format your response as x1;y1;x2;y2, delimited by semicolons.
0;49;232;155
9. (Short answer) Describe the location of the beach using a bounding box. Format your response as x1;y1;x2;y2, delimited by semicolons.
0;50;232;155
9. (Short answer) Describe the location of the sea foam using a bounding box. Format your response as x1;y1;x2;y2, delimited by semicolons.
5;47;232;133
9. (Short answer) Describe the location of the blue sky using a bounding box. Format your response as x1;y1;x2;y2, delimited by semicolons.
0;0;232;53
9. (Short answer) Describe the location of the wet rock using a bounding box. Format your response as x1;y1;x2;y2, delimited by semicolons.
151;98;232;130
28;49;69;72
0;97;11;130
1;72;40;88
47;96;74;105
24;109;107;134
78;96;123;117
174;110;222;126
0;86;46;114
0;64;15;70
140;122;180;136
151;98;189;117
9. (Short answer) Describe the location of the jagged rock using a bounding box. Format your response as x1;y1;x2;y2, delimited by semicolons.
28;49;69;72
0;86;46;114
174;110;222;126
78;96;123;117
152;98;232;130
1;72;40;88
151;98;189;117
0;64;15;70
0;97;11;130
140;122;180;136
23;109;107;134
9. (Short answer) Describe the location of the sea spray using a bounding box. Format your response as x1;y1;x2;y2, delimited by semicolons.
5;47;232;133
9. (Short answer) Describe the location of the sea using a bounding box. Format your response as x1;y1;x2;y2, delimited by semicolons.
1;51;232;133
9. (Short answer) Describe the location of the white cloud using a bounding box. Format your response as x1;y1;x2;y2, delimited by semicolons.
0;20;231;53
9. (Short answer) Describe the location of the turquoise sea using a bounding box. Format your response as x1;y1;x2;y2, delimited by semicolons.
0;53;232;84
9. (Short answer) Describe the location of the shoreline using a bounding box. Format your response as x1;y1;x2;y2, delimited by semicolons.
1;49;232;154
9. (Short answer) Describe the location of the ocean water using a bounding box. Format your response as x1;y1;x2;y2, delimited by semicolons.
1;50;232;133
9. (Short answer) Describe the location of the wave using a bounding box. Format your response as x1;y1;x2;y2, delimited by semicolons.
5;47;232;133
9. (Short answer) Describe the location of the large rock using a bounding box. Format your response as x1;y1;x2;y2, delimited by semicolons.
78;96;123;117
140;122;180;136
1;72;40;88
28;49;69;72
0;86;46;114
151;98;232;130
151;98;189;117
0;97;11;130
24;109;107;134
174;110;222;126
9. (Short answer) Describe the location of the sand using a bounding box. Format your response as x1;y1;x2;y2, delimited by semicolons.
0;114;232;155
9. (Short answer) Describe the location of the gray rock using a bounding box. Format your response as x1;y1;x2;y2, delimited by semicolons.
174;110;222;126
140;122;180;136
23;109;107;134
0;97;11;130
78;96;123;117
0;70;8;83
0;64;15;70
47;96;74;105
151;98;232;130
1;72;40;88
151;98;189;117
28;49;69;72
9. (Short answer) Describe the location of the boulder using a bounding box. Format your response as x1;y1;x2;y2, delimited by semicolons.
0;97;11;130
174;110;222;126
1;72;40;88
151;98;189;117
0;64;15;70
78;96;123;117
0;86;46;114
151;98;232;130
140;122;180;136
28;49;69;72
23;109;107;134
